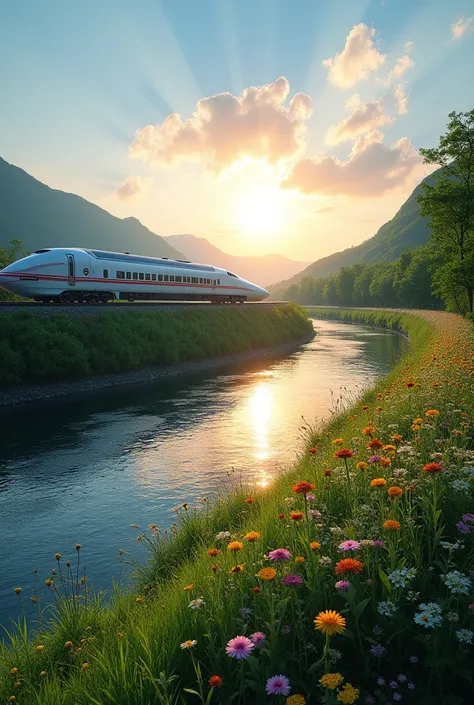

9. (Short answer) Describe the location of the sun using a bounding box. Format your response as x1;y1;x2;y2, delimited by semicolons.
237;188;284;235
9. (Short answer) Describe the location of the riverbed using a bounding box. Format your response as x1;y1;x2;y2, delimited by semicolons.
0;319;408;627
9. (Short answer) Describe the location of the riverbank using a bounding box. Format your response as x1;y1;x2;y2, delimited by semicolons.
0;303;313;401
2;309;474;705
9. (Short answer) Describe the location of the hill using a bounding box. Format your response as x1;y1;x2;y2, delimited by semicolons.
269;168;440;294
164;234;310;287
0;157;183;259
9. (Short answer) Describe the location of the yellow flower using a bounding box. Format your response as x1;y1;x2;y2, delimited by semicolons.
81;663;90;672
244;531;261;542
332;438;344;446
319;672;344;689
64;641;73;650
425;409;440;417
310;541;321;550
337;683;360;704
229;564;244;574
356;462;368;471
286;696;306;705
295;556;305;564
314;610;346;636
35;645;45;653
257;567;277;581
413;417;424;425
227;541;244;552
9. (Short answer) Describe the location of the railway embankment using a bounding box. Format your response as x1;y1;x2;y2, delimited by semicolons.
0;303;313;405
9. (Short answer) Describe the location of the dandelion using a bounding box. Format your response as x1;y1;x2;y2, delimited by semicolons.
250;631;266;646
423;462;443;473
337;683;360;704
335;580;350;592
292;481;315;494
383;520;401;531
290;511;304;521
320;672;344;689
268;548;292;561
180;640;197;649
310;541;321;550
377;601;397;617
314;610;346;636
388;486;403;498
266;675;291;696
226;635;254;660
209;675;223;687
244;531;260;542
188;598;205;609
227;541;243;552
338;540;360;552
335;558;364;576
456;629;473;644
370;478;387;487
282;574;303;587
257;567;277;580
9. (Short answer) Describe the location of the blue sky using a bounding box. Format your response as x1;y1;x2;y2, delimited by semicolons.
1;0;474;260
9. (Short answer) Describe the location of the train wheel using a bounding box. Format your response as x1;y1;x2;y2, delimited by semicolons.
60;291;75;303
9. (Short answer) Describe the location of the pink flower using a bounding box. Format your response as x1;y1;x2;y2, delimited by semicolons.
338;540;361;552
268;548;292;561
250;631;266;646
335;580;351;592
225;635;254;660
281;574;303;587
468;603;474;611
373;540;385;548
266;675;291;695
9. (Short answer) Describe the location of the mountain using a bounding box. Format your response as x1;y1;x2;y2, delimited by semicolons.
269;168;440;294
0;157;183;259
164;234;310;287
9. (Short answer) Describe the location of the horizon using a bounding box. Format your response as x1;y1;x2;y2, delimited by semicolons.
1;0;473;262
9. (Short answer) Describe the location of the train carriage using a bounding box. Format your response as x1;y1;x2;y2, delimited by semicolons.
0;248;269;303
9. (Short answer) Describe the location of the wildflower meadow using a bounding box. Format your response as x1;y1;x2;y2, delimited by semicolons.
1;309;473;705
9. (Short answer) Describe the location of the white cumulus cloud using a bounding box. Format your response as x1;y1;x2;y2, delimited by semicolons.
325;94;394;145
323;24;386;88
451;16;474;40
130;77;312;173
115;176;151;201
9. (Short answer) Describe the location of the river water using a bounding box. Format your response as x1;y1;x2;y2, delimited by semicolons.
0;319;407;628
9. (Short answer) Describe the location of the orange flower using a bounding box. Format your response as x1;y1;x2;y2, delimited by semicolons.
227;541;244;552
290;511;304;521
362;425;376;436
314;610;346;636
230;564;244;574
310;541;321;550
370;478;387;487
356;462;368;471
207;548;220;557
257;567;277;581
413;417;424;425
211;564;219;572
423;462;443;473
292;481;316;495
367;438;384;450
391;434;403;443
334;448;354;459
332;438;344;446
362;405;369;410
425;409;440;417
383;444;396;454
323;469;332;477
335;558;364;576
183;584;194;591
295;556;305;564
308;447;318;455
278;513;286;520
244;531;261;542
388;486;403;498
406;382;415;388
383;520;401;531
245;497;255;504
209;675;223;688
380;457;391;468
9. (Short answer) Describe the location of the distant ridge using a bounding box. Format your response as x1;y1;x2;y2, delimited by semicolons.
164;233;310;287
269;167;441;294
0;157;183;260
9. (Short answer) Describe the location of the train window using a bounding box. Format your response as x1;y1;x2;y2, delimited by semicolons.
103;269;109;279
145;273;150;281
175;275;182;282
170;275;175;282
126;272;131;279
192;277;198;284
139;273;144;280
227;271;238;278
213;279;217;285
217;279;220;285
117;271;125;279
152;273;156;281
199;278;203;284
158;274;163;281
133;272;138;280
164;275;169;282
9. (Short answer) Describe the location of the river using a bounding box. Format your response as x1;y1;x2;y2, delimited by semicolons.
0;319;408;628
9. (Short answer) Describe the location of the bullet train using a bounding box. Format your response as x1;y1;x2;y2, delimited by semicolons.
0;247;269;303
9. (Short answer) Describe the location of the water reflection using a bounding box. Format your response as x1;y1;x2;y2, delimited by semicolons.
0;319;408;627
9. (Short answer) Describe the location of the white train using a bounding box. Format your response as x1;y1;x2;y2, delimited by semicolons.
0;247;269;303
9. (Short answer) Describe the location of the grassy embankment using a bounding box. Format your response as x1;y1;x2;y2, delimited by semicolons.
2;309;474;705
0;303;312;388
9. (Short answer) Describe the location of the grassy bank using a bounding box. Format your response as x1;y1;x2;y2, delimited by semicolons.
0;304;312;388
2;309;474;705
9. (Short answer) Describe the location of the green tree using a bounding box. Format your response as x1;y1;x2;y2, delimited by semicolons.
0;239;27;300
418;110;474;313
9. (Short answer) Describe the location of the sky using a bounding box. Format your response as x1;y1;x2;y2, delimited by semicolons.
1;0;474;262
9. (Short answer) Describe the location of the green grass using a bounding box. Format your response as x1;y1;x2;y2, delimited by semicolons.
2;309;474;705
0;303;313;387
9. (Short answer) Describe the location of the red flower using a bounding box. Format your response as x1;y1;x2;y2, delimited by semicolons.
245;497;255;504
367;438;384;450
323;469;332;477
290;511;304;521
406;382;415;388
292;481;316;495
308;447;317;455
423;462;443;473
278;513;286;520
334;448;354;459
335;558;364;575
209;675;223;688
252;586;261;594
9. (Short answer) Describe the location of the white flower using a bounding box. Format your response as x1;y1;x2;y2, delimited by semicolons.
180;639;197;649
215;531;231;541
188;598;205;610
377;601;397;617
441;570;471;595
456;629;473;644
452;479;470;491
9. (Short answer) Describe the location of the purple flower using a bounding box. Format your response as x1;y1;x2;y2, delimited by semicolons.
365;698;376;704
370;643;387;657
408;683;415;690
377;677;385;686
282;624;292;633
338;540;361;552
456;521;471;534
373;625;384;635
306;494;316;503
393;694;402;702
266;675;291;696
268;548;292;561
239;607;252;620
373;540;385;548
368;455;383;464
409;655;418;663
390;680;398;689
397;674;407;683
335;580;351;592
250;631;266;647
281;574;303;587
463;513;474;524
226;636;254;660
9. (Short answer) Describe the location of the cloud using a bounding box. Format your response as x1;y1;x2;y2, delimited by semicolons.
451;16;473;40
392;84;409;115
323;24;386;88
130;77;312;173
325;94;394;144
281;130;422;197
115;176;151;201
384;54;415;84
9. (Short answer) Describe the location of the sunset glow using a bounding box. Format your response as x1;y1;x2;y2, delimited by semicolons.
236;188;284;236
